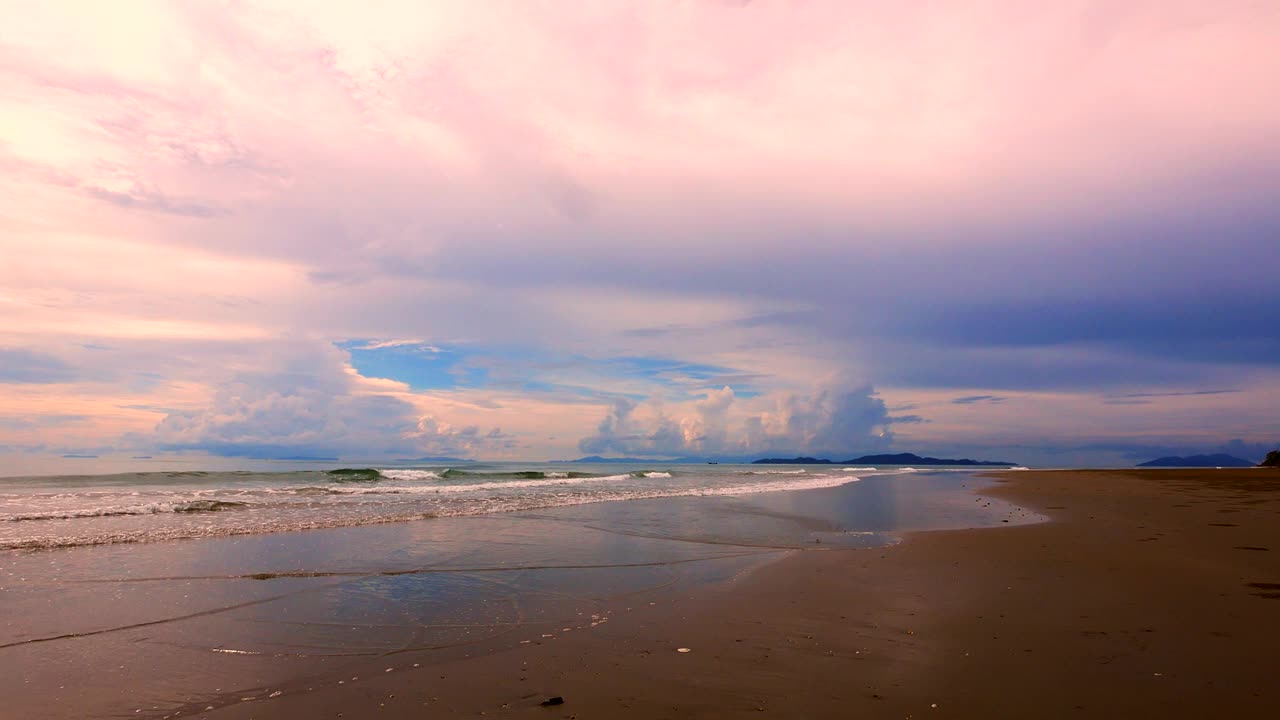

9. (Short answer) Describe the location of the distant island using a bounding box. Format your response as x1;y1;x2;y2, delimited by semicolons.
61;454;98;459
558;452;1017;466
1136;454;1255;468
1261;450;1280;467
556;455;677;464
849;453;1017;466
753;452;1016;466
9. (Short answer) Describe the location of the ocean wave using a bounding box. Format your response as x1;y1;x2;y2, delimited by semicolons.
0;468;914;550
0;474;870;550
750;469;807;475
692;474;860;496
842;467;877;472
277;470;670;497
322;473;642;495
377;469;442;481
288;486;347;496
439;469;596;480
326;468;382;482
2;499;249;522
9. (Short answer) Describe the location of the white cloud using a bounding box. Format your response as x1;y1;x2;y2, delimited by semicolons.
151;343;512;458
348;339;441;352
1;1;1277;464
578;382;895;458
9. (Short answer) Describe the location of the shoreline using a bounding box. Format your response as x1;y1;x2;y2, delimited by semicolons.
0;465;945;552
202;468;1278;718
3;470;1027;719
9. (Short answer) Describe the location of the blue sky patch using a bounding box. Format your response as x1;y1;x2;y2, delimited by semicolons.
337;342;761;399
337;340;488;391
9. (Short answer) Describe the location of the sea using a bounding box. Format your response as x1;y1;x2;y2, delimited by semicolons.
0;461;977;551
1;460;1040;718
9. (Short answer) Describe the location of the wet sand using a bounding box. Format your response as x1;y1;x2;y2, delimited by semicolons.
3;471;1034;719
205;468;1280;718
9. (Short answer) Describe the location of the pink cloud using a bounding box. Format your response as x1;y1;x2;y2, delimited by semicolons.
2;1;1278;462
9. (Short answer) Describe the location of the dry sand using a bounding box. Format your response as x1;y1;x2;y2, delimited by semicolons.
210;469;1280;719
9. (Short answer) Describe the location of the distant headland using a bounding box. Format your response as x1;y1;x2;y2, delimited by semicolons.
556;455;672;464
1135;454;1255;468
558;452;1018;466
752;452;1017;466
1259;450;1280;468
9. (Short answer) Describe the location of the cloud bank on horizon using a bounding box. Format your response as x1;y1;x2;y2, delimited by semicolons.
2;0;1278;469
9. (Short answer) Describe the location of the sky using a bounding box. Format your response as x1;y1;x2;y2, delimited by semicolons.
2;0;1278;470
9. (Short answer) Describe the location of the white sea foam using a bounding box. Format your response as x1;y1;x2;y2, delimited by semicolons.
842;467;877;472
377;469;442;481
331;473;640;495
1;499;249;522
692;474;861;496
1009;466;1030;471
0;467;917;550
750;469;807;475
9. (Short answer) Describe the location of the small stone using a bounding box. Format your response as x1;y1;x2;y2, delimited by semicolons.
540;696;565;706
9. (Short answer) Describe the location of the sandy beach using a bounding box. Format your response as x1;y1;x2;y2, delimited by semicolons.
201;468;1280;719
8;4;1278;718
2;468;1030;719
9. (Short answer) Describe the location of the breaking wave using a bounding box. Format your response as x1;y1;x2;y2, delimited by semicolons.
377;469;443;481
326;468;382;482
314;472;649;495
0;465;928;550
3;499;249;522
